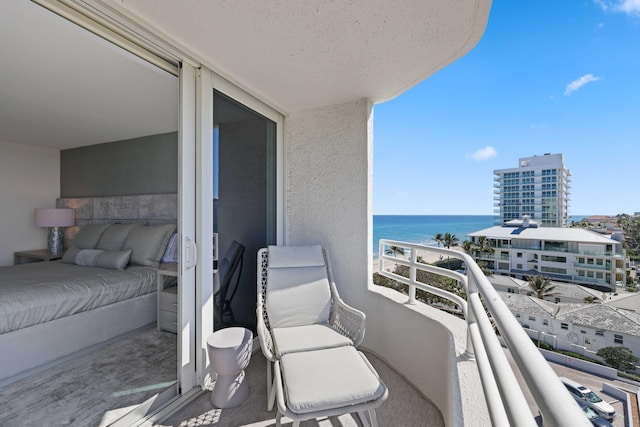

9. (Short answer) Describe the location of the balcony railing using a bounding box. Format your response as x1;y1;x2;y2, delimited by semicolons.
378;240;590;427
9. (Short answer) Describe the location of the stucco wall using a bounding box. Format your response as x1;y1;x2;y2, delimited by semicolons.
285;99;372;306
0;140;60;266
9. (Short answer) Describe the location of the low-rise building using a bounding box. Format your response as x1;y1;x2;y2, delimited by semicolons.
490;275;605;304
500;292;640;361
469;217;626;291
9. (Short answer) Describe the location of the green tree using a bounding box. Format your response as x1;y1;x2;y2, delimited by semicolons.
583;296;598;304
442;233;459;270
461;240;474;255
596;346;640;371
476;235;494;256
526;275;557;300
385;245;405;257
433;233;444;248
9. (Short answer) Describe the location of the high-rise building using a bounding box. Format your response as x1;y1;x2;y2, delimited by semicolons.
494;153;571;227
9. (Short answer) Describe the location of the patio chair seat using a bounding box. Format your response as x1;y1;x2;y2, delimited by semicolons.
271;324;353;358
275;346;387;425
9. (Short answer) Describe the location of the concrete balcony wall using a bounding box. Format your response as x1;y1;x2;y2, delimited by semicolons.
364;286;489;427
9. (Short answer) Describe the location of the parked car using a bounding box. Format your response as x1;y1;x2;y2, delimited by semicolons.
574;399;613;427
559;377;615;421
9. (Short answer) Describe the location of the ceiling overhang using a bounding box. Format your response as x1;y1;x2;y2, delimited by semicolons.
105;0;492;114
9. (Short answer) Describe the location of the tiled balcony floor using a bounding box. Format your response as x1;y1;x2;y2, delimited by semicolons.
156;350;444;427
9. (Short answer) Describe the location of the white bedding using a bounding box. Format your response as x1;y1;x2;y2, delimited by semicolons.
0;261;156;334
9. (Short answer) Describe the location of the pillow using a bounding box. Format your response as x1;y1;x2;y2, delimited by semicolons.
61;247;81;264
74;248;132;270
161;233;178;263
96;223;139;251
123;224;176;267
72;223;111;249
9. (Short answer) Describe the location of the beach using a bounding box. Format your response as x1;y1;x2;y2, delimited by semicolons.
373;244;466;273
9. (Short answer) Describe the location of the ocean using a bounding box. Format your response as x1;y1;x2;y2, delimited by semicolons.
372;215;587;257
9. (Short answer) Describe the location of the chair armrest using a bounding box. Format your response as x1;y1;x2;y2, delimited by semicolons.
329;283;366;347
256;305;277;362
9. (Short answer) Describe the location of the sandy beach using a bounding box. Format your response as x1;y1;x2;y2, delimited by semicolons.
373;244;465;273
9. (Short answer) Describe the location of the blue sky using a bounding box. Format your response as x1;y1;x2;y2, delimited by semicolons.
373;1;640;216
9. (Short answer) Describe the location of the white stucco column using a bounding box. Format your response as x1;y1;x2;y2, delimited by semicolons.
284;99;373;307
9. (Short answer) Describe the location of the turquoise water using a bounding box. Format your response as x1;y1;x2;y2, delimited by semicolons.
372;215;587;257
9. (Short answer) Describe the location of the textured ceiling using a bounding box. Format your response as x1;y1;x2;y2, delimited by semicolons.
108;0;491;113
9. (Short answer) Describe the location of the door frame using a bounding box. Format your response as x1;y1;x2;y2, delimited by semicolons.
193;67;285;385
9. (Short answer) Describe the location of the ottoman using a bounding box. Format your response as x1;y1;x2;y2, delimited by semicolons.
274;345;388;427
206;327;253;408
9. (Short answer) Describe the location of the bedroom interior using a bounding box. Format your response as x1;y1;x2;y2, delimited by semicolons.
0;2;182;425
1;2;277;425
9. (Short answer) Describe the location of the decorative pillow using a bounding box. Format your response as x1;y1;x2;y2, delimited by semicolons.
72;223;111;249
74;248;132;270
96;223;140;251
61;247;81;264
161;233;179;263
123;224;176;267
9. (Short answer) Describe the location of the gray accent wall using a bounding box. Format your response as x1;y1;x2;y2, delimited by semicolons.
60;132;177;197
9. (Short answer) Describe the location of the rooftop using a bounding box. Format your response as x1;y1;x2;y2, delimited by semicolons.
469;224;620;244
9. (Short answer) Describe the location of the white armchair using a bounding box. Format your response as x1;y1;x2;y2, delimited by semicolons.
256;245;386;426
256;245;366;407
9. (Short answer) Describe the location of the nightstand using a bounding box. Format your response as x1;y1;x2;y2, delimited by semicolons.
14;249;63;265
157;262;179;333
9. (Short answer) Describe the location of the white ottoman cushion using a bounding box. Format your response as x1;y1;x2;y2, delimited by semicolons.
280;346;386;415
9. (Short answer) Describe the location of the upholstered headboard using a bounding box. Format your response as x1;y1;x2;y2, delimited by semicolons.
57;193;177;245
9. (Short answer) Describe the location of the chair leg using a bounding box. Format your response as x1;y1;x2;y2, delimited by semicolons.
267;359;274;410
368;409;380;427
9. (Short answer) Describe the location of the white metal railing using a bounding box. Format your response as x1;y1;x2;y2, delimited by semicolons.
378;240;591;427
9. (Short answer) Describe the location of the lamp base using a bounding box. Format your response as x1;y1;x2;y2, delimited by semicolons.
47;227;65;256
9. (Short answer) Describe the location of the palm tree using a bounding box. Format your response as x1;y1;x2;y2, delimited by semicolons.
442;233;459;269
476;235;494;256
384;245;405;257
433;233;444;248
461;240;474;254
526;275;557;300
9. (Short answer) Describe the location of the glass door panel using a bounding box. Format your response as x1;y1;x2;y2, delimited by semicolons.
211;89;277;333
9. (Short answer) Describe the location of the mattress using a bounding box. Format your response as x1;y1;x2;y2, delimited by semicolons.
0;261;157;334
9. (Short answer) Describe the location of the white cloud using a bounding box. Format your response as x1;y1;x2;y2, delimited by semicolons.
470;146;497;161
595;0;640;16
564;74;601;95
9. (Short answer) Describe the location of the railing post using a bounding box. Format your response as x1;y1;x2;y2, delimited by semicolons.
407;248;417;304
465;273;477;359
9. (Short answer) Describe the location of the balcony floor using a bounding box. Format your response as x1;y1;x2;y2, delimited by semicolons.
156;350;444;427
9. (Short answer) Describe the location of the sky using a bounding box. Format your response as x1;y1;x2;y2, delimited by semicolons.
373;0;640;216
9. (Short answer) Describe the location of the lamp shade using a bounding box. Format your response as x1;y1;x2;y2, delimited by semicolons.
35;208;75;227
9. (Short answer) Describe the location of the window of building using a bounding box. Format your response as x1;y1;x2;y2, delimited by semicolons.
596;259;604;266
615;334;623;344
515;313;521;318
578;257;585;264
596;330;604;336
580;330;586;334
516;264;523;269
561;323;568;330
555;297;561;303
529;316;535;321
543;319;549;326
507;288;515;294
585;338;591;345
517;253;522;258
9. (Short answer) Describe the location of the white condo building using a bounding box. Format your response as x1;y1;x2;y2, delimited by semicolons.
494;153;571;227
468;217;626;292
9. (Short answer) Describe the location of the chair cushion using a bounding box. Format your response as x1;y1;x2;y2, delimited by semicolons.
266;245;331;328
280;346;386;415
271;324;352;358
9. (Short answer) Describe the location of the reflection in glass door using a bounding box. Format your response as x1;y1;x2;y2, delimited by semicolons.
211;89;277;333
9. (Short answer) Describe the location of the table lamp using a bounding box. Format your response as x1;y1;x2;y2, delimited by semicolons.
35;208;75;256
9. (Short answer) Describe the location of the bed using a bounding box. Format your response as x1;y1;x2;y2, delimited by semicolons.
0;194;178;386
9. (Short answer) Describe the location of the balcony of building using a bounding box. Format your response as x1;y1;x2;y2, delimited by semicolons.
153;241;589;427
